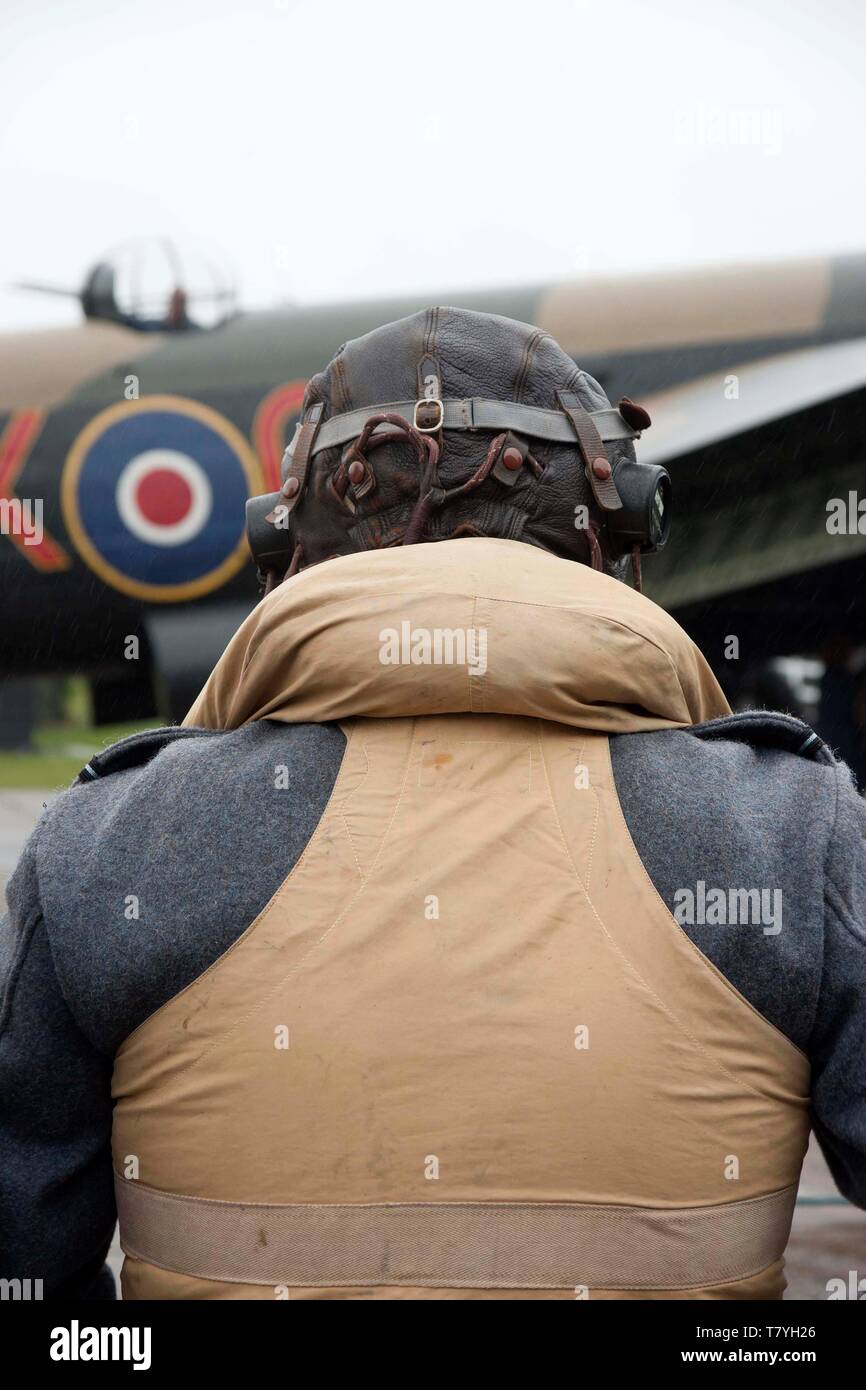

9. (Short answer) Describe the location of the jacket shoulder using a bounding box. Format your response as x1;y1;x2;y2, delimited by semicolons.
33;720;347;1054
688;711;835;765
610;711;851;923
75;726;219;784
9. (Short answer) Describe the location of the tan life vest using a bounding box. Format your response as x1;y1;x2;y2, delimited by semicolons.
112;539;811;1300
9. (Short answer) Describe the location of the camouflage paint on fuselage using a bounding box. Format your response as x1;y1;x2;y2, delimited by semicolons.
2;253;865;697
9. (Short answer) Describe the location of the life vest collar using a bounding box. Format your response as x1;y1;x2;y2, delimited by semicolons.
185;537;730;733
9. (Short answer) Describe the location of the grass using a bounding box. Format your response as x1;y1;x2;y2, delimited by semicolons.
0;720;162;791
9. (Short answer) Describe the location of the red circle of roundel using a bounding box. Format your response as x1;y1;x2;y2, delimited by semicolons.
136;468;194;527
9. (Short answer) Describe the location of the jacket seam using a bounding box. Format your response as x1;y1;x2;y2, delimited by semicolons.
0;904;42;1038
606;737;812;1068
128;720;416;1085
538;729;810;1091
31;831;117;1060
114;727;356;1051
824;881;865;946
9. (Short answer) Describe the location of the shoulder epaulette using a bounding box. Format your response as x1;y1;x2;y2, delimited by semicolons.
76;727;218;785
688;711;835;764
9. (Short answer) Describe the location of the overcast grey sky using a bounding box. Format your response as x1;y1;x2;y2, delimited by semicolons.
2;0;865;330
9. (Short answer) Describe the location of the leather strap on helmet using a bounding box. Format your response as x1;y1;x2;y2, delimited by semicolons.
279;400;325;513
283;399;641;472
557;390;623;513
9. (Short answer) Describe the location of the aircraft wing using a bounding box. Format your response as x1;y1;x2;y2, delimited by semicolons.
638;337;866;466
638;339;866;617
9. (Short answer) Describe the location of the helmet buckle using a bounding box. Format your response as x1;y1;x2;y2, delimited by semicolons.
413;397;444;433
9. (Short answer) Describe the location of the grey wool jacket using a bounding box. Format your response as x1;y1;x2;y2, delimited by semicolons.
1;710;865;1299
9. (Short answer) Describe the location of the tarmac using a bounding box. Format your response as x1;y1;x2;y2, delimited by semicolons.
2;789;864;1301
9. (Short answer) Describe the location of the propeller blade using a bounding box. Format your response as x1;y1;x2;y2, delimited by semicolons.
10;280;80;298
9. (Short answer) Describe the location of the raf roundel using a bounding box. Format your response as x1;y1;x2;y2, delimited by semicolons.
63;396;262;602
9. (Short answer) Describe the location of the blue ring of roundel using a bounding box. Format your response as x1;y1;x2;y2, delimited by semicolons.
75;409;249;586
